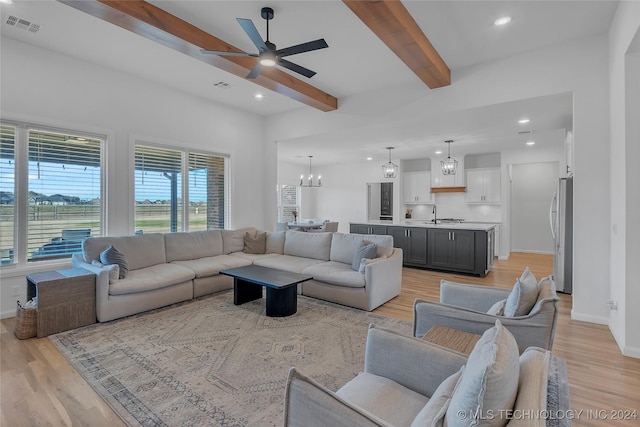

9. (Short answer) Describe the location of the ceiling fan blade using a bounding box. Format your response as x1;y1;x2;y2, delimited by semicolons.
246;63;263;79
237;18;268;52
200;49;257;57
277;58;317;78
276;39;328;58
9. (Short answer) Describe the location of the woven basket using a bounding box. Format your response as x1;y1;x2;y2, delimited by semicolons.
14;301;37;340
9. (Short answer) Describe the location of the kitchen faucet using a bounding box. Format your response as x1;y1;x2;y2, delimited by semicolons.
432;205;437;224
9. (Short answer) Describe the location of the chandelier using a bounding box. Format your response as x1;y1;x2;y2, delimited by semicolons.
441;140;458;175
382;147;398;178
300;156;322;187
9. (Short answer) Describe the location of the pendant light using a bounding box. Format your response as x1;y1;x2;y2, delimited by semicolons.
440;140;458;175
382;147;398;178
300;156;322;187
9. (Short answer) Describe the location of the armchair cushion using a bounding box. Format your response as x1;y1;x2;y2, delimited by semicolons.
504;267;539;317
337;372;428;426
446;320;520;427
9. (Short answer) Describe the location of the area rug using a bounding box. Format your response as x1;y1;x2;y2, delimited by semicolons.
49;291;411;426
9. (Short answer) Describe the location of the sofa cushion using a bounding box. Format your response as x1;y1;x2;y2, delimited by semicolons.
244;231;266;254
108;263;195;296
303;261;366;288
284;230;332;261
172;254;252;278
266;231;286;254
331;233;393;264
446;320;520;427
100;245;128;279
504;267;540;317
411;368;463;427
222;228;256;254
352;242;377;271
337;371;428;427
254;254;325;274
164;230;223;262
83;234;167;271
228;252;280;262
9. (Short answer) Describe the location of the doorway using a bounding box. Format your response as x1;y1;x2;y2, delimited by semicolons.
510;162;559;253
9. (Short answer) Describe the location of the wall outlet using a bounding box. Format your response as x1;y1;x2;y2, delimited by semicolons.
607;300;618;310
11;285;21;297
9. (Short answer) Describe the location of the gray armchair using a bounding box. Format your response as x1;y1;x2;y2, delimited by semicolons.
413;278;559;353
283;323;570;427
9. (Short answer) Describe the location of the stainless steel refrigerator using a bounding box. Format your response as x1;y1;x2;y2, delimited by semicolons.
549;177;573;294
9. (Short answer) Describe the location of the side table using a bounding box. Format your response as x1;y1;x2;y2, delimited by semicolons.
422;325;482;355
26;268;96;337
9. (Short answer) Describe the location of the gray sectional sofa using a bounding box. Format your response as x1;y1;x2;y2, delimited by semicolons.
72;228;403;322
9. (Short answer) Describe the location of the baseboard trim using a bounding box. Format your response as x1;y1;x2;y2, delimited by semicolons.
1;309;16;320
571;309;608;325
622;345;640;359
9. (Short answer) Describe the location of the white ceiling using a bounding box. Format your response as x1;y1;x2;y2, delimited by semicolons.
1;0;618;165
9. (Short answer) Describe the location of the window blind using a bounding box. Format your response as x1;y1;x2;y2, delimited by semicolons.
134;145;183;233
188;152;226;231
27;129;102;261
0;125;15;264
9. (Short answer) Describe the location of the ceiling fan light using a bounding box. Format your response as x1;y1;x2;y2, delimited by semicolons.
260;56;276;67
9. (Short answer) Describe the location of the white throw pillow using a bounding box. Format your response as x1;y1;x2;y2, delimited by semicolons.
445;320;520;427
486;299;507;316
411;368;463;427
91;260;120;284
504;267;540;317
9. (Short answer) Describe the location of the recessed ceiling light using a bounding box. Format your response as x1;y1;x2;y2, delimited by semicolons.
254;93;263;99
0;0;13;4
518;118;530;124
526;141;535;146
494;16;512;26
435;150;442;155
366;157;373;161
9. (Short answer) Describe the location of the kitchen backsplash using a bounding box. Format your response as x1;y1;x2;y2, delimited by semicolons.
405;193;502;223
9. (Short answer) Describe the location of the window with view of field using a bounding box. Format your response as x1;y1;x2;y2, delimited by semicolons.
134;145;227;234
0;123;103;264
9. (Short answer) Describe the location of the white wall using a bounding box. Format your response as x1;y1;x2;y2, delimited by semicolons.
266;34;611;325
608;1;640;357
0;38;266;318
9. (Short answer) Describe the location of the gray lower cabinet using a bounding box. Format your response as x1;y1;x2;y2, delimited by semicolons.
427;228;490;276
350;224;388;235
388;226;428;267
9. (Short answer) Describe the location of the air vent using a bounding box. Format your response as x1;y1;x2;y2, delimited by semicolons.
213;81;231;89
5;15;40;33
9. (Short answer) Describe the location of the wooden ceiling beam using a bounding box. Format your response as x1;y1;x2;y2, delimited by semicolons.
343;0;450;89
59;0;338;112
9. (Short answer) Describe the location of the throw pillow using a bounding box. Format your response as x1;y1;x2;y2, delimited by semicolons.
243;231;267;254
504;267;540;317
446;320;520;427
352;242;377;271
100;245;128;279
358;258;376;273
411;368;463;427
487;299;506;316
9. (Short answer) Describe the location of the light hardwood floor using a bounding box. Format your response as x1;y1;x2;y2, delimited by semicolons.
1;253;639;426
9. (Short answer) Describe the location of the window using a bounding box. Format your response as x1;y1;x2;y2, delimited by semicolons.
134;144;228;233
277;184;300;223
0;125;15;264
0;122;103;264
27;130;102;261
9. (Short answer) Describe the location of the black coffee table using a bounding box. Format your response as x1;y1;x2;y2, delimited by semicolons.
220;265;313;317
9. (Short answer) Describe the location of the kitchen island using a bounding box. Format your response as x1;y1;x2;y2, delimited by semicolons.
350;221;495;276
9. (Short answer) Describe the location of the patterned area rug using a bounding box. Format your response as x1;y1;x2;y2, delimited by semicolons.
50;291;411;426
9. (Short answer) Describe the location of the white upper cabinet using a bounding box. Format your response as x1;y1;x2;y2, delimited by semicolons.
431;157;465;188
403;171;433;204
466;168;501;203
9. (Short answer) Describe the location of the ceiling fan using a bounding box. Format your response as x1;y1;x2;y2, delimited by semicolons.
200;7;328;79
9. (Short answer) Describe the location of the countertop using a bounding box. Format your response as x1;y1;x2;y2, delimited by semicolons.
351;220;497;231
